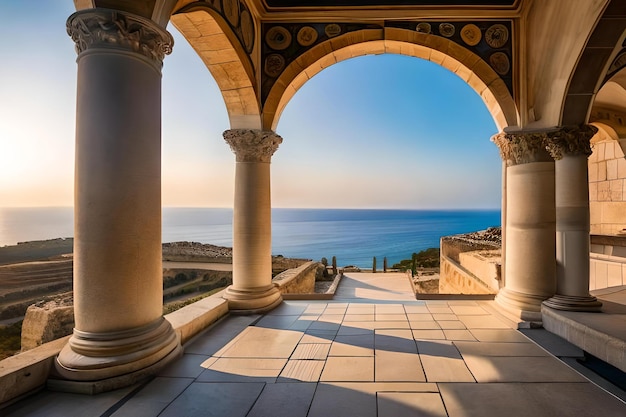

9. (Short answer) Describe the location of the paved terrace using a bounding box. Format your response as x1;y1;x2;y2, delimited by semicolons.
5;273;626;416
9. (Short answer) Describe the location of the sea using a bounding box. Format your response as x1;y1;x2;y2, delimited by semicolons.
0;207;501;268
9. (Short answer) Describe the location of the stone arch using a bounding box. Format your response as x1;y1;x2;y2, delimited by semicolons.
171;7;262;129
590;68;626;141
262;27;518;131
561;1;626;126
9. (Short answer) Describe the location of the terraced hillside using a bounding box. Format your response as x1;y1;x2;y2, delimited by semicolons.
0;258;73;321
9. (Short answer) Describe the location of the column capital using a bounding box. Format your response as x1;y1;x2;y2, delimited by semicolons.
491;130;555;166
66;8;173;69
224;129;283;163
544;125;598;160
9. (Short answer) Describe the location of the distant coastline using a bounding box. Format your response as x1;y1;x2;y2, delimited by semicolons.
0;207;501;268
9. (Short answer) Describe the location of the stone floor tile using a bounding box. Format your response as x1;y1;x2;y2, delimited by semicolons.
444;330;476;341
323;308;347;316
340;320;376;331
279;360;325;382
217;327;302;358
159;382;265;417
289;317;315;331
320;356;374;381
308;321;341;331
255;315;299;330
427;306;454;314
375;329;418;353
447;300;479;305
376;304;406;314
438;320;467;329
110;377;194;417
463;355;588;382
417;340;475;382
304;304;327;314
458;315;511;329
371;320;411;329
404;306;431;314
425;300;450;305
331;382;438;393
433;313;458;321
198;358;287;382
338;323;375;335
347;306;375;314
267;303;308;316
375;314;408;321
440;382;626;417
409;320;441;330
375;351;426;382
330;334;375;356
469;329;531;343
407;313;434;321
291;343;331;360
318;314;344;323
449;305;489;315
157;353;212;378
299;333;334;344
455;341;549;357
247;382;316;417
3;386;137;417
377;392;448;417
185;315;259;355
308;382;377;417
412;329;446;340
343;314;375;321
305;329;338;339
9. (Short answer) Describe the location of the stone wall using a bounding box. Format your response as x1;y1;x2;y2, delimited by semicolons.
589;138;626;235
21;294;74;351
272;261;323;294
590;234;626;290
439;228;501;295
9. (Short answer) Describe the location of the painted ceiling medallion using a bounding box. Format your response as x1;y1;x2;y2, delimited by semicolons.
266;26;292;50
485;24;509;48
325;24;342;38
439;23;455;37
416;22;431;34
490;52;510;75
264;53;286;77
297;26;318;46
222;0;240;27
460;24;481;46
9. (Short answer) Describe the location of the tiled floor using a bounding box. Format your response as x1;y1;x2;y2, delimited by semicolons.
5;273;626;416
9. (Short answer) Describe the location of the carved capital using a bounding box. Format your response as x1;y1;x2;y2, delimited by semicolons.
491;131;554;166
544;125;598;160
224;129;282;163
66;9;173;68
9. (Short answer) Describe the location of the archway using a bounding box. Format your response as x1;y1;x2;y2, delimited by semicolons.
263;29;518;132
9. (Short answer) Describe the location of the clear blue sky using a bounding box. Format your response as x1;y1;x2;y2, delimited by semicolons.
0;2;501;209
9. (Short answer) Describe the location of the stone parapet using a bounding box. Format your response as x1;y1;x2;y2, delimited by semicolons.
273;261;323;294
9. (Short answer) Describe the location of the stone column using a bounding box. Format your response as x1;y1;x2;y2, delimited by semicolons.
56;9;181;389
492;131;557;322
543;126;602;311
223;129;283;313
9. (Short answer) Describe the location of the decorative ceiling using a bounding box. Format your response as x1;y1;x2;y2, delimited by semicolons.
263;0;517;7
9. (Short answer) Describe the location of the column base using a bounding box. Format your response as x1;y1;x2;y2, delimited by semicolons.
542;294;602;312
495;288;547;322
53;317;181;393
223;284;283;314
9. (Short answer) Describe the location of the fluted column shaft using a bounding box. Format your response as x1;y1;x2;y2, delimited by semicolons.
223;129;283;313
492;131;557;321
56;8;180;389
543;126;601;311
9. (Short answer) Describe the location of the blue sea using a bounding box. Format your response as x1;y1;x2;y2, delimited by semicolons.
0;207;500;268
